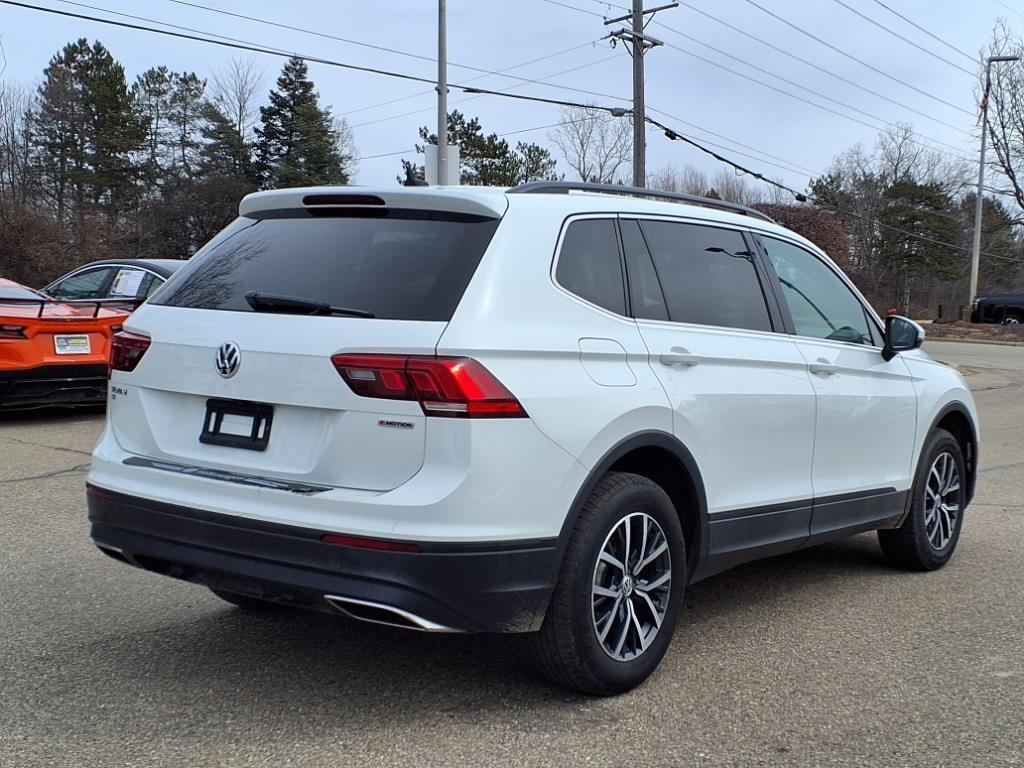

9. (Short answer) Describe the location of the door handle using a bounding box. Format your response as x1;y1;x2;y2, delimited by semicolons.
809;360;839;376
659;347;701;367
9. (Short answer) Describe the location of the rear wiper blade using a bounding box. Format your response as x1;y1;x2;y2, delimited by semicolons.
244;291;375;318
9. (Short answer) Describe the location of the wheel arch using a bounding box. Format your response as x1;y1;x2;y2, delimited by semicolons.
557;431;709;581
902;402;978;524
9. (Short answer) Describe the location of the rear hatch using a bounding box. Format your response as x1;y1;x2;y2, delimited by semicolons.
110;189;505;492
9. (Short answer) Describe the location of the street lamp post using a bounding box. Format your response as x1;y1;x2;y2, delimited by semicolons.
970;54;1020;314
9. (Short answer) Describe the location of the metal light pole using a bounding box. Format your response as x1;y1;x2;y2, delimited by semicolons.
436;0;448;185
970;54;1019;310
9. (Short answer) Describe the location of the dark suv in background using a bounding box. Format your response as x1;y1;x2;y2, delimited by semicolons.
971;293;1024;324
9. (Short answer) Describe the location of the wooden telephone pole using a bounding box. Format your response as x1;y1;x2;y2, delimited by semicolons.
606;2;677;188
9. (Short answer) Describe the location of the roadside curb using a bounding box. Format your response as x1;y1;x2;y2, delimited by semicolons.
926;336;1024;348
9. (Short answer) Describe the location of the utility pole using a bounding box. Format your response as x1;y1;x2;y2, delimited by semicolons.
437;0;448;185
970;54;1019;309
606;2;676;188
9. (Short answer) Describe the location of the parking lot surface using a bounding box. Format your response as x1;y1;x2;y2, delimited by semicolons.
2;342;1022;768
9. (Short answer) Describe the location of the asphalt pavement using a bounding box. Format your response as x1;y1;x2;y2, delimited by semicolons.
1;342;1022;767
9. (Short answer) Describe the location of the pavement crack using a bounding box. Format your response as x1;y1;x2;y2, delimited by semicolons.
0;463;91;484
1;435;93;457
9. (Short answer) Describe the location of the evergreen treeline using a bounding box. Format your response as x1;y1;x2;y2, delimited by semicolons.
0;42;353;285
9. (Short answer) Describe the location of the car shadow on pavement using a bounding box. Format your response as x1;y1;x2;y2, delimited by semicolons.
29;533;901;734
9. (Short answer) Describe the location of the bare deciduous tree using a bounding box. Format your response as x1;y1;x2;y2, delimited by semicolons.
210;57;264;142
981;21;1024;224
550;105;631;184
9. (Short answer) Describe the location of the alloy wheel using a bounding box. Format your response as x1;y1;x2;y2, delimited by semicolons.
591;512;672;661
924;451;961;551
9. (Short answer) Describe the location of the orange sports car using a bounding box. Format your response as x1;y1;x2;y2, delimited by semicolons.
0;278;135;409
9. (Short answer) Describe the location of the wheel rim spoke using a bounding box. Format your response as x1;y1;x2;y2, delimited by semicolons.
598;550;626;574
592;512;672;662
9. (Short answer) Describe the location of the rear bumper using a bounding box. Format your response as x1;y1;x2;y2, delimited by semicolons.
0;364;107;409
87;485;560;633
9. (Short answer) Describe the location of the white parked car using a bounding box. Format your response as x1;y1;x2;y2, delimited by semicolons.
88;182;978;694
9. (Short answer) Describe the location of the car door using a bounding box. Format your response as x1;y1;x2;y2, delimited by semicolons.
754;234;918;537
622;217;818;570
46;266;115;300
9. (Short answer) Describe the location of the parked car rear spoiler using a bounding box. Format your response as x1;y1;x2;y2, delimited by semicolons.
0;297;146;318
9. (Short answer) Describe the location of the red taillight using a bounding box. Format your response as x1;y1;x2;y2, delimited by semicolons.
321;533;421;553
331;354;527;418
109;330;151;377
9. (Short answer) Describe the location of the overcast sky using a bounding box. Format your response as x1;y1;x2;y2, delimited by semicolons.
0;0;1017;193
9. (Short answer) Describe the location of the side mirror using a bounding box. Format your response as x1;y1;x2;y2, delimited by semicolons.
882;315;925;361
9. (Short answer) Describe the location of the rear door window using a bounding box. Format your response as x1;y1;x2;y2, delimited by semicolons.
554;219;626;315
153;211;500;322
48;267;114;300
638;220;773;332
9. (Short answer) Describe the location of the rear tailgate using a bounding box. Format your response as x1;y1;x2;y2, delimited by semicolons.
109;189;506;493
111;306;444;491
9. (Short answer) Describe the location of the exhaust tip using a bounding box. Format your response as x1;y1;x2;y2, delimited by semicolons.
323;595;461;633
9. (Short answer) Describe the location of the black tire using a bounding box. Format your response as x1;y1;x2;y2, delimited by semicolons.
530;472;686;695
209;587;288;612
878;428;966;571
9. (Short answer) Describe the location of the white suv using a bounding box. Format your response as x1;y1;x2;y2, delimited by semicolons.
88;182;978;694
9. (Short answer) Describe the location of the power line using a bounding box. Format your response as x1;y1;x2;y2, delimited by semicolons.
654;24;972;139
164;0;610;98
739;0;974;117
343;41;601;118
644;115;1021;266
829;0;975;77
664;3;973;139
646;106;816;175
867;0;978;64
61;0;629;105
541;0;607;18
658;39;975;162
0;0;632;114
548;0;976;158
992;0;1024;21
363;115;599;161
350;55;620;130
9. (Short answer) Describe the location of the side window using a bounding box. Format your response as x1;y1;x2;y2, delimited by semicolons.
47;267;112;300
555;219;626;316
638;220;773;332
620;219;669;321
145;275;165;298
760;236;874;346
109;268;149;298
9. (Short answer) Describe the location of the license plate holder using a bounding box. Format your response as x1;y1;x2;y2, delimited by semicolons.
54;334;91;355
200;398;274;451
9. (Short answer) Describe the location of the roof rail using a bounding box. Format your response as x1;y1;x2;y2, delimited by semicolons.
506;181;775;223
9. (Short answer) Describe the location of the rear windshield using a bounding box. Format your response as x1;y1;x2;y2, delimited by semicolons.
0;284;43;300
152;209;500;321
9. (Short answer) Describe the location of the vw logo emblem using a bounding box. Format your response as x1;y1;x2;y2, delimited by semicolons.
215;341;241;378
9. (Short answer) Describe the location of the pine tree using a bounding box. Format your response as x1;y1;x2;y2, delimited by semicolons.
255;57;349;188
401;111;557;186
81;40;146;221
199;102;256;182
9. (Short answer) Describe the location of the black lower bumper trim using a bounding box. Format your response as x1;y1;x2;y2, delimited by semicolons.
0;364;108;409
87;486;560;633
